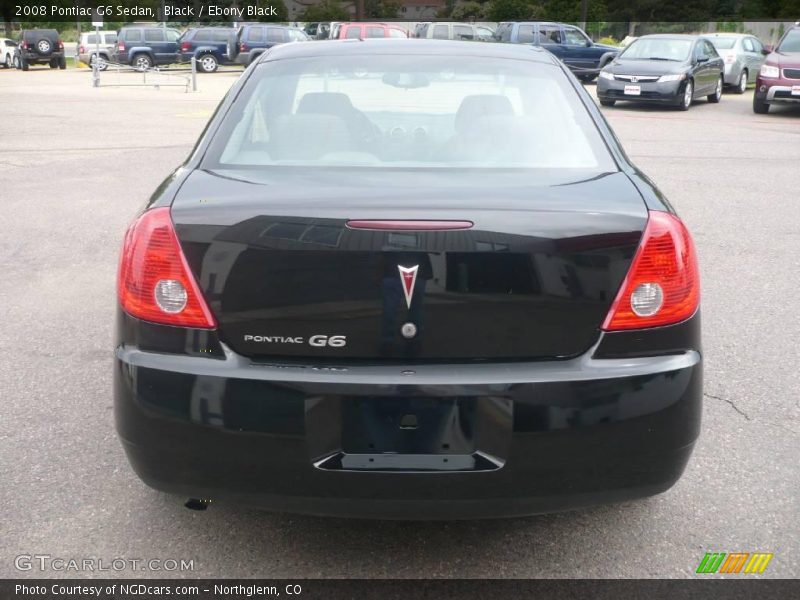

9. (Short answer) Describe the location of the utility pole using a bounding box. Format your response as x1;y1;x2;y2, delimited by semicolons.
579;0;588;30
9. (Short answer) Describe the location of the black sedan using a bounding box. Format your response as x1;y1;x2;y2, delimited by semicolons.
114;40;702;519
597;34;725;110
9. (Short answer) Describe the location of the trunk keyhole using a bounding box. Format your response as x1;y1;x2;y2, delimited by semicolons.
399;414;418;429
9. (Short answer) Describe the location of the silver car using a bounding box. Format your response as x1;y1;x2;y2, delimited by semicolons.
707;33;768;93
77;30;117;71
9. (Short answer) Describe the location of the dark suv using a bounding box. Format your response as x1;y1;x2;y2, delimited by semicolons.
112;26;182;71
227;25;308;67
178;27;236;73
494;22;618;81
15;29;66;71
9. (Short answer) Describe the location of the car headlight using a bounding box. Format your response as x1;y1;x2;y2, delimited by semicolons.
658;73;687;82
599;71;615;81
759;65;780;78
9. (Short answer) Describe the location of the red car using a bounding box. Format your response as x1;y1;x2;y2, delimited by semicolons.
754;24;800;114
335;23;408;40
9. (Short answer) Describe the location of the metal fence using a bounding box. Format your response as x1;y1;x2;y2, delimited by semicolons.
93;57;197;92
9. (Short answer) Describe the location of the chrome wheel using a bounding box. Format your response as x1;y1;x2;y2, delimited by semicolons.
682;81;693;110
200;55;218;73
709;77;722;103
134;55;151;71
90;54;108;71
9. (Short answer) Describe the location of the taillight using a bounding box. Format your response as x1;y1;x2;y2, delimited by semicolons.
181;41;191;52
58;40;63;49
79;45;85;54
117;41;125;52
117;208;216;329
602;211;699;331
240;42;247;52
21;41;28;49
725;55;736;63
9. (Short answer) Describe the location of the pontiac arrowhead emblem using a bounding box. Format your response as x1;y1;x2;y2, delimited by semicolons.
398;265;419;309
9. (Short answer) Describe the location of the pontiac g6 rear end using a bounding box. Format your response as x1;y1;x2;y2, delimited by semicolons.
114;40;702;519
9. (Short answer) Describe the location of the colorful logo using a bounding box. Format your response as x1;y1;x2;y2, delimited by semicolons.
696;552;773;574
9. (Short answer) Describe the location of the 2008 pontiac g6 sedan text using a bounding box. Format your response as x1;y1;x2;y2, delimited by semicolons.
114;40;702;519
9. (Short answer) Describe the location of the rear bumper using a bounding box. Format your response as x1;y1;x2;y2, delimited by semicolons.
20;50;64;63
114;319;702;519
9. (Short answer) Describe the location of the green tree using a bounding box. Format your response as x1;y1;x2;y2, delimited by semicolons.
364;0;401;18
486;0;544;22
299;0;350;21
452;1;488;20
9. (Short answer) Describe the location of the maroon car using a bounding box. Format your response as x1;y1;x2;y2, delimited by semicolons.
754;24;800;114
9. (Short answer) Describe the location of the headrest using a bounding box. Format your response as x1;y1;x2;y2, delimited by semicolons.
455;95;514;133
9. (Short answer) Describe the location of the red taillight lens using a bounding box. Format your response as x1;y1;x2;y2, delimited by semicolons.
602;211;699;331
118;208;216;329
181;41;191;52
117;42;125;52
79;45;85;54
240;42;247;52
58;40;64;49
21;41;28;49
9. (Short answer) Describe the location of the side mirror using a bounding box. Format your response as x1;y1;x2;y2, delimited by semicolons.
763;45;774;54
585;40;592;47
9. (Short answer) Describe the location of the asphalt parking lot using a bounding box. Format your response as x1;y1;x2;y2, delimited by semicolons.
0;66;798;579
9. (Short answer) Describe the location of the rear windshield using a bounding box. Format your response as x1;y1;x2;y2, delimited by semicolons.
710;37;737;50
204;54;615;174
778;29;800;53
620;38;693;61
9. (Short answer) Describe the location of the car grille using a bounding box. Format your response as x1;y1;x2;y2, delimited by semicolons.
614;75;660;83
783;68;800;80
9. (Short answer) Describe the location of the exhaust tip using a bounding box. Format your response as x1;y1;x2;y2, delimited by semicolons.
184;498;211;511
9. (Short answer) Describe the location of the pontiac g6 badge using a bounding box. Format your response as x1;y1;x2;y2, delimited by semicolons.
398;265;419;309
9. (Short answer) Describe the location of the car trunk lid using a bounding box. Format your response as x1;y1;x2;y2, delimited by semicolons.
171;169;647;361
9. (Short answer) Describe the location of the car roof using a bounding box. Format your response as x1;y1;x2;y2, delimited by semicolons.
637;34;702;40
707;32;748;37
261;39;557;65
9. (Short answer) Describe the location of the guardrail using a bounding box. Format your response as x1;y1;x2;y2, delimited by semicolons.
94;57;198;92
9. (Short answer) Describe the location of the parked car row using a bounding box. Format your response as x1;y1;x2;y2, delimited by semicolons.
596;26;800;114
5;22;799;116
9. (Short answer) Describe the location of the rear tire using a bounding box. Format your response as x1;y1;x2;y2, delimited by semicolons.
753;96;770;114
198;53;218;73
58;56;67;70
20;57;28;71
599;99;616;107
707;76;722;103
49;58;58;69
132;53;152;72
678;80;693;111
90;54;108;71
735;70;748;94
2;54;9;68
